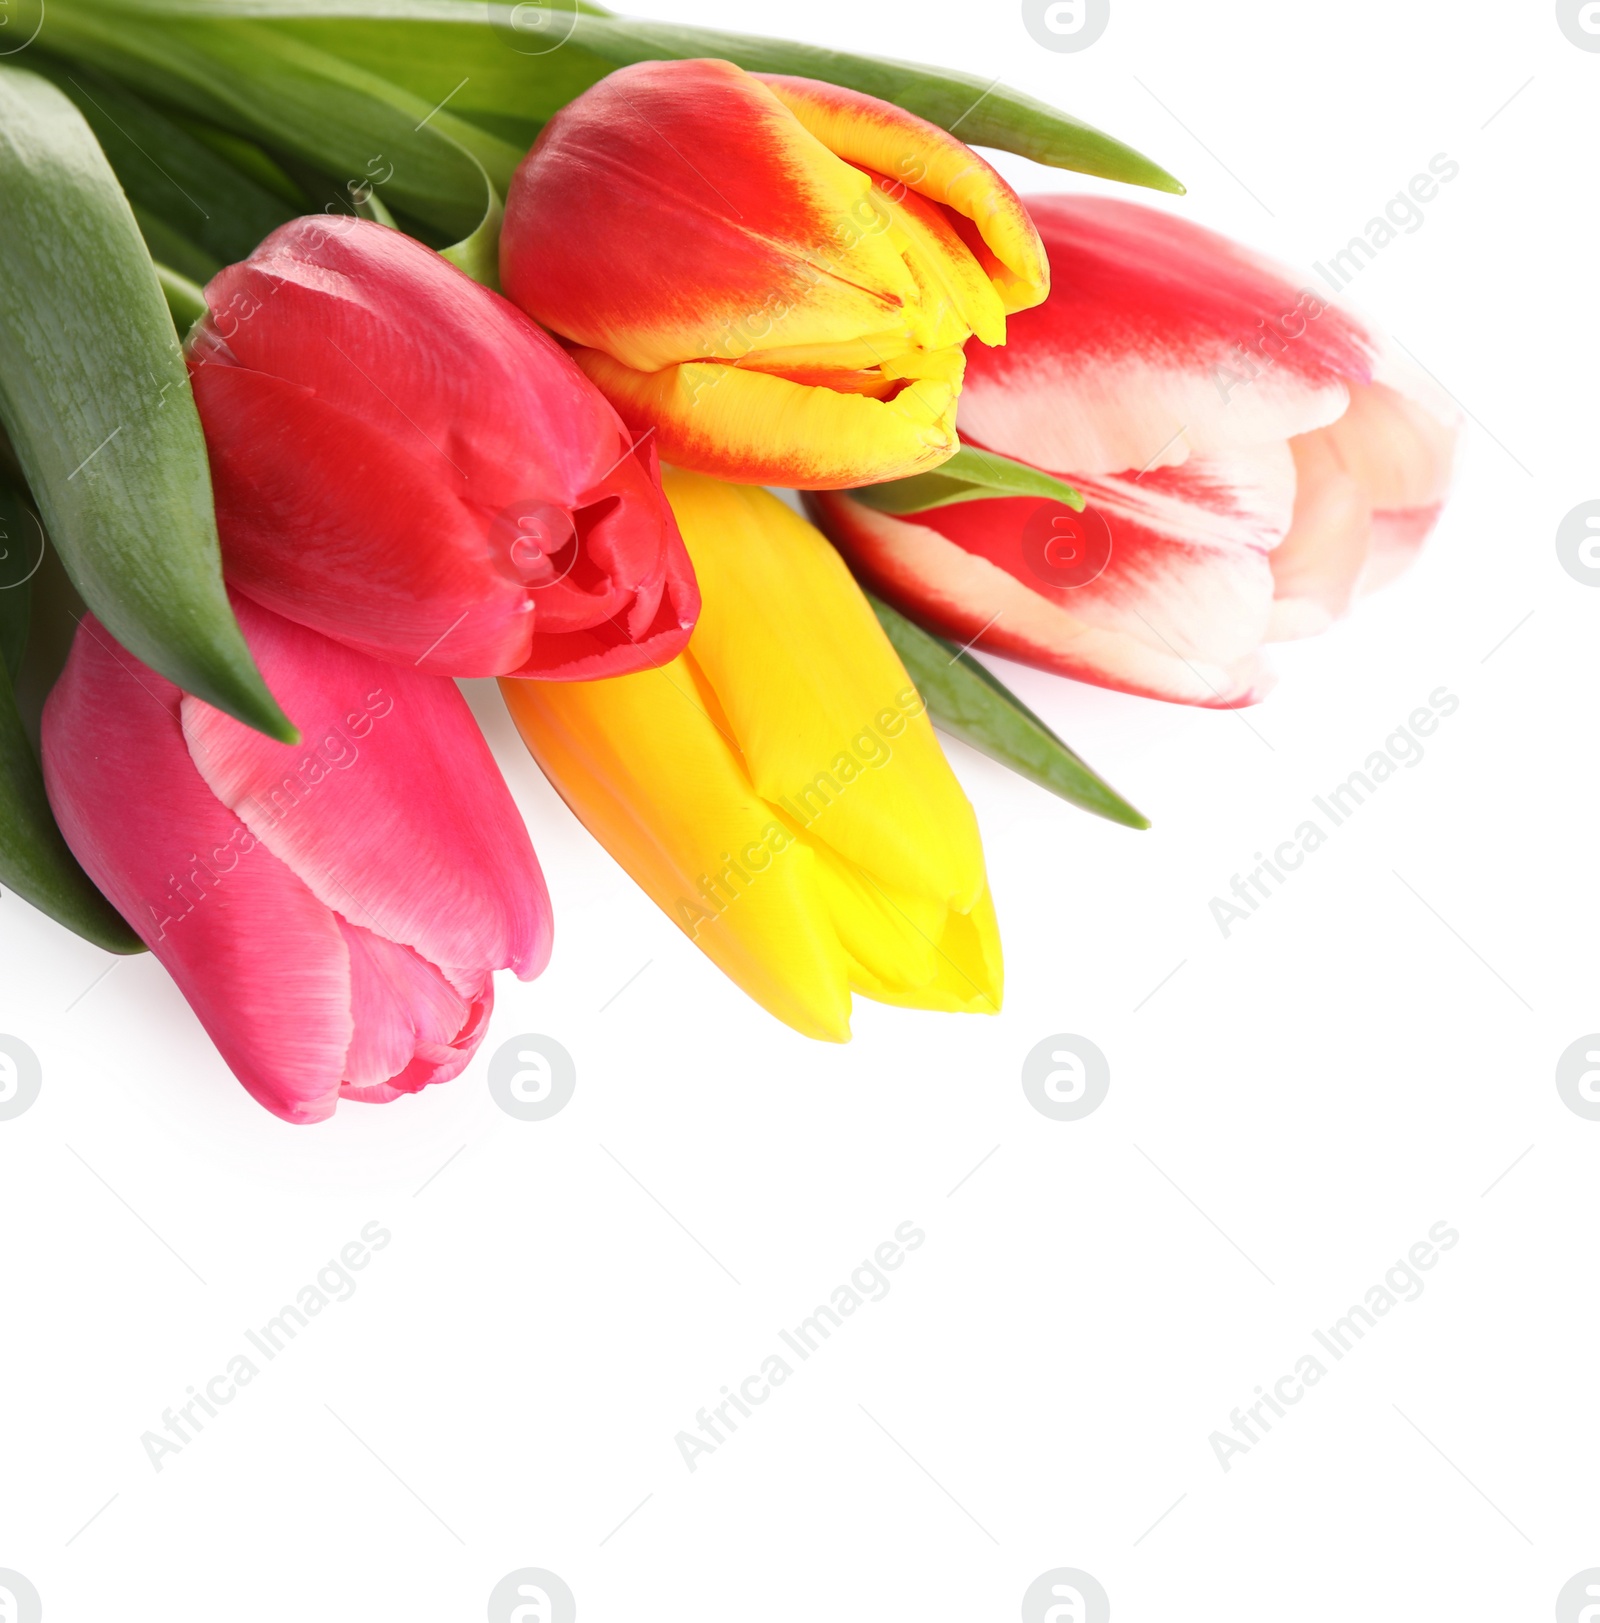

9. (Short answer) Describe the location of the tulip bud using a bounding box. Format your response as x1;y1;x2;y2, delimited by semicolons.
501;471;1001;1040
43;595;552;1123
188;216;699;679
813;196;1460;705
500;59;1050;490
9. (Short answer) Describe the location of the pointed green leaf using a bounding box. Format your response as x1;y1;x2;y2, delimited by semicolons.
0;65;295;742
43;0;1182;194
567;14;1184;193
852;443;1085;515
870;591;1149;829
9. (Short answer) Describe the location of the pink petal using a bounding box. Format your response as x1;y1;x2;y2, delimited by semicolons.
181;596;552;988
1271;372;1459;620
336;921;490;1101
41;619;354;1124
1316;377;1459;512
1267;433;1373;640
1364;505;1446;594
958;196;1376;475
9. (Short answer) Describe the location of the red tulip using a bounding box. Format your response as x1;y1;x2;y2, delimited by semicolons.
42;595;552;1124
188;216;699;679
810;196;1459;706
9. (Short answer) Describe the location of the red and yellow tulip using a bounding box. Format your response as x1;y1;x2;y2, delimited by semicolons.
500;59;1049;490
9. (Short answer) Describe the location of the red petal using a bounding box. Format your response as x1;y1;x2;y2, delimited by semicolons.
959;196;1376;474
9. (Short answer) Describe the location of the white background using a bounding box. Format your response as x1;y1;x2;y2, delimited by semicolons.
1;1;1595;1618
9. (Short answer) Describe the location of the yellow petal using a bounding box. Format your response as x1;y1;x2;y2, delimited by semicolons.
849;876;1004;1016
500;660;857;1041
872;179;1008;349
757;73;1050;313
661;471;986;912
571;347;958;489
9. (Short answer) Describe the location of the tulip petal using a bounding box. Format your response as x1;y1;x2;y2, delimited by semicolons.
502;659;858;1043
1266;433;1372;640
337;921;487;1100
1317;378;1460;513
571;348;959;489
813;849;1001;1015
42;618;354;1124
958;196;1376;475
662;473;986;909
193;363;534;672
869;177;1007;349
1269;372;1458;628
810;472;1282;707
756;73;1049;311
181;596;552;988
504;434;702;679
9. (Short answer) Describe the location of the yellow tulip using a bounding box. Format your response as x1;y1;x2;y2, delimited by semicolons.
500;471;1002;1040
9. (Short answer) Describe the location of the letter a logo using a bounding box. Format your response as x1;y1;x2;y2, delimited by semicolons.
1045;1585;1086;1623
510;1585;551;1623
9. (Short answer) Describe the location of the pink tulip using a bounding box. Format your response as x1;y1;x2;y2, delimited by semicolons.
809;196;1460;706
188;216;699;679
42;595;551;1124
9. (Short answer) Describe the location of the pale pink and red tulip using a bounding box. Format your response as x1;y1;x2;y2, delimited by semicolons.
189;216;699;679
43;595;551;1124
810;196;1460;706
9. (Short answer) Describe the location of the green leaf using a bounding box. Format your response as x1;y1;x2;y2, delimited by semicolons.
155;262;210;332
569;13;1184;193
131;201;222;284
0;485;39;681
439;178;503;290
25;54;300;267
170;115;311;206
0;65;295;742
42;0;1182;194
0;658;145;954
42;4;523;237
851;443;1084;514
870;591;1149;829
0;485;143;954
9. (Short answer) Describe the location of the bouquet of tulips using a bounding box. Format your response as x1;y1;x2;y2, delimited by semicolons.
0;0;1459;1123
